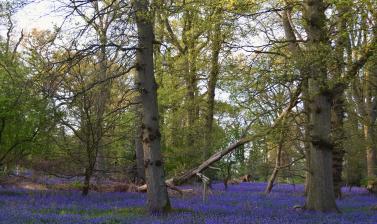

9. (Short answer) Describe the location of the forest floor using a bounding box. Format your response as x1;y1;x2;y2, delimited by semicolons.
0;181;376;224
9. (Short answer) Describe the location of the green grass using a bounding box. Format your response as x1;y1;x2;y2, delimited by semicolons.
0;190;25;196
35;207;146;218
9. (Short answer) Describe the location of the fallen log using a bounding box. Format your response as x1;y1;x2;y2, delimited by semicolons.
240;174;252;182
137;183;193;195
136;184;147;192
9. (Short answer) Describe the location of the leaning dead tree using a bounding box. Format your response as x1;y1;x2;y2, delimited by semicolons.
168;82;302;185
137;83;302;190
169;137;255;185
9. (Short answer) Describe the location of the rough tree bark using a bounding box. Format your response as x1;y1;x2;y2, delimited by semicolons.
133;0;171;213
303;0;338;212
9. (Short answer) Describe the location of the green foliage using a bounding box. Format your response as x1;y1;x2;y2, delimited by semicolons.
2;0;376;192
0;44;53;168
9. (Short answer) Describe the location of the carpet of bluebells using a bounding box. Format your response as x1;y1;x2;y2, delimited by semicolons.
0;182;377;224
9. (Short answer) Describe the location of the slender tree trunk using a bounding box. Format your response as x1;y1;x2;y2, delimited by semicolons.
134;102;145;183
93;27;111;179
303;0;338;212
265;125;285;194
86;148;96;195
185;52;198;148
81;109;96;196
332;91;345;198
204;15;221;160
82;167;92;196
223;161;232;191
331;5;348;198
82;31;110;194
134;72;145;183
266;168;278;194
365;122;377;190
364;69;377;191
303;82;311;197
134;0;171;213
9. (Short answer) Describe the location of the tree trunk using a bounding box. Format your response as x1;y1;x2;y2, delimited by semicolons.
365;123;377;190
133;75;145;183
331;4;348;199
265;124;285;194
303;81;311;197
204;14;222;160
224;161;232;191
364;68;377;191
134;103;145;183
303;0;338;212
93;19;111;178
81;113;95;196
134;0;171;214
306;86;338;212
82;168;92;196
265;168;278;194
331;91;345;198
185;53;198;148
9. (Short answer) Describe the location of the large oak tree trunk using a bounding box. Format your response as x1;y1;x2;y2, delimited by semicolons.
303;0;338;212
134;0;171;213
